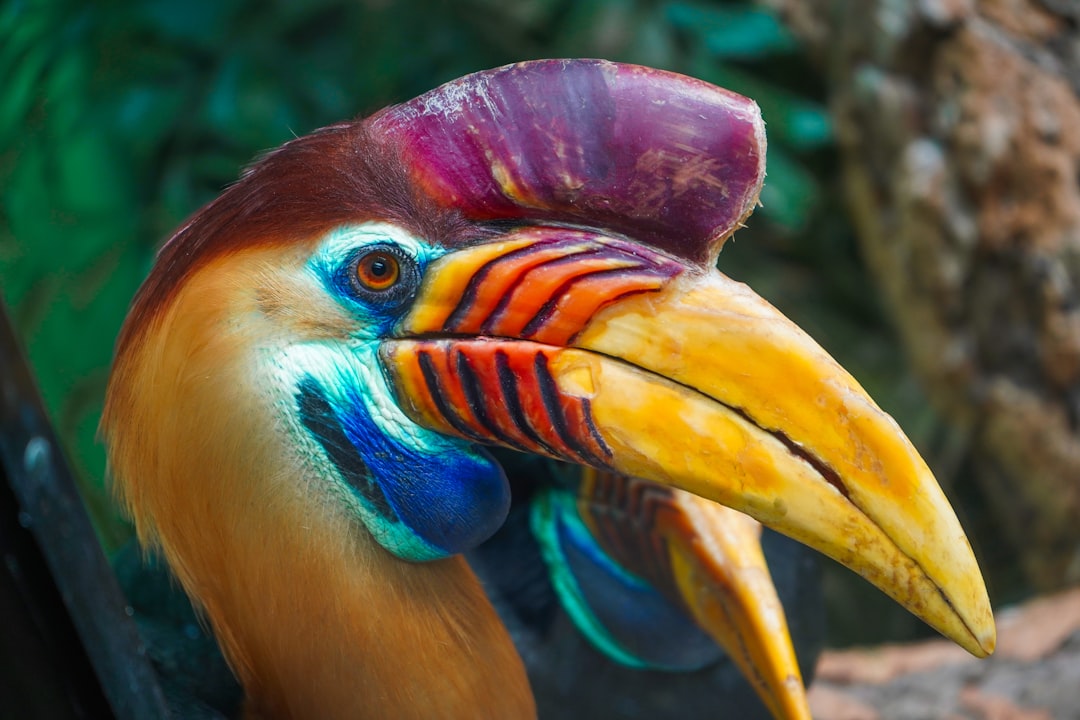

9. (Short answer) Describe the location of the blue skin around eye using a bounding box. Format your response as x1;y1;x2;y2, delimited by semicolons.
298;229;510;558
298;376;510;558
308;225;442;339
546;494;722;670
328;255;414;336
293;227;511;561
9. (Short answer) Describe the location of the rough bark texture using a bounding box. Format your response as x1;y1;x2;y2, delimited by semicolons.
763;0;1080;591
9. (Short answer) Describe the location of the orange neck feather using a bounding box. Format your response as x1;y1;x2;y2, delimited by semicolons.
102;247;534;719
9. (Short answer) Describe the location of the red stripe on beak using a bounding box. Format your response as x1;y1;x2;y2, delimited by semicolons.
408;228;683;346
395;341;612;467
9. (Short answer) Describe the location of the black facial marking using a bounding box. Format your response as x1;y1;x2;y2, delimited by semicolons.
296;378;396;522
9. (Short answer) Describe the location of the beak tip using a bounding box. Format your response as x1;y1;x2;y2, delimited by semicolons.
975;624;997;658
952;604;996;658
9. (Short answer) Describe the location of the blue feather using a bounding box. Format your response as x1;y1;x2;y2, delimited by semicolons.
296;375;509;561
531;489;722;670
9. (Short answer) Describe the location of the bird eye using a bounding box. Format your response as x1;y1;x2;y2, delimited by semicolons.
345;243;420;310
356;251;401;292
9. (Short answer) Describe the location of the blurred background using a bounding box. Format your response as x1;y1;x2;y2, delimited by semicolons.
3;0;1079;699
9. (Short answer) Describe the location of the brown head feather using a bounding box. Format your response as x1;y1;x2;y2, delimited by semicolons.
119;118;481;355
102;116;534;718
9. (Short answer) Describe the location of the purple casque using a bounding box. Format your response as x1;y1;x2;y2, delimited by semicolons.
372;59;766;269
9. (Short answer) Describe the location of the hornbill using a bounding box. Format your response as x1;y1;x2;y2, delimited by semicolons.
101;59;995;719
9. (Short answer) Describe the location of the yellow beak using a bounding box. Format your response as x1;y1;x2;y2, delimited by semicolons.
381;226;996;659
662;490;810;719
572;469;814;720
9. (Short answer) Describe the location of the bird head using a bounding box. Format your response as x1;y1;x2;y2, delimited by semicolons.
102;60;994;717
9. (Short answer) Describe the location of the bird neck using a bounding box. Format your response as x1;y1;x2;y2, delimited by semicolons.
103;250;534;719
207;479;534;720
217;483;533;720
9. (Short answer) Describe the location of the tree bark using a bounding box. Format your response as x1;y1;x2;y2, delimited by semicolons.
763;0;1080;591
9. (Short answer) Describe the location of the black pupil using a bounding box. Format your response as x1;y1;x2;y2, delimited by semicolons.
369;256;390;278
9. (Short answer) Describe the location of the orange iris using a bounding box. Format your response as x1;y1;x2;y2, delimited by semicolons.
356;251;400;291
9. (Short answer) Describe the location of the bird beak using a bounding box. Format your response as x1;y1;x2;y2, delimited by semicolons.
568;468;813;720
379;227;996;659
666;496;809;720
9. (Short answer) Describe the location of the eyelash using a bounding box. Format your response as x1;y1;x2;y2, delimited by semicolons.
344;243;420;311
